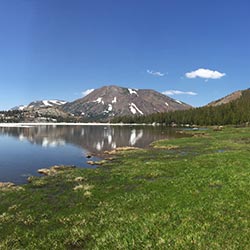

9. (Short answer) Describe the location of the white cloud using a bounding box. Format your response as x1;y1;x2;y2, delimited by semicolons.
147;69;165;77
82;89;94;96
185;68;226;79
162;90;197;96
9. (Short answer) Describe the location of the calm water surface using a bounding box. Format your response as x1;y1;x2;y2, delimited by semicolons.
0;125;183;184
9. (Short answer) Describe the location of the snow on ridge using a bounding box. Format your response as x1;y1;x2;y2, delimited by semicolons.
128;88;138;96
129;103;143;115
49;100;67;105
175;99;182;104
41;100;66;107
42;100;53;106
18;105;27;110
112;97;117;103
165;102;169;107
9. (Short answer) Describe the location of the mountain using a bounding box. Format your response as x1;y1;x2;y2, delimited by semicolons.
11;100;67;111
117;88;250;125
207;90;243;107
61;85;192;120
8;99;72;123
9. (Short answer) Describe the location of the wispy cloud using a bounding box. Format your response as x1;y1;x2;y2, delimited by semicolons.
82;89;94;96
185;68;226;79
147;69;165;77
162;90;198;96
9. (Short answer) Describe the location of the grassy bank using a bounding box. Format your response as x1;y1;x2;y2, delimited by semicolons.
1;127;250;249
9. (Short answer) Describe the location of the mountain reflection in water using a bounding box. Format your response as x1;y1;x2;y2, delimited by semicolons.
0;125;183;184
0;125;181;153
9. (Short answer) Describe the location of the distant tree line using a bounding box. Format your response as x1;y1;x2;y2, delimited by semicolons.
0;109;102;123
112;90;250;126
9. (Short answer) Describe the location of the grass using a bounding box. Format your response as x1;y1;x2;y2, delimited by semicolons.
1;126;250;249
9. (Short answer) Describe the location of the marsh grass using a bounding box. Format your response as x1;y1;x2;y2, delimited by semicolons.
1;127;250;249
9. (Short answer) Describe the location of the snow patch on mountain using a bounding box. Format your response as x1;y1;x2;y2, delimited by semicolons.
103;104;113;114
93;97;104;104
40;100;67;107
18;105;27;111
108;104;112;111
111;97;117;103
129;103;143;115
128;88;138;96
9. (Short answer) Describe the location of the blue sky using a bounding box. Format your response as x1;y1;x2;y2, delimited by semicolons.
0;0;250;110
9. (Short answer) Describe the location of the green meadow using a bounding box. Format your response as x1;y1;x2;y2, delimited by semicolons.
1;127;250;249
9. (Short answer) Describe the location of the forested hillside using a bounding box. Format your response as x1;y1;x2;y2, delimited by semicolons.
112;89;250;125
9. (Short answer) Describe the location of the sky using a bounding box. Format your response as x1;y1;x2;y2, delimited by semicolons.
0;0;250;110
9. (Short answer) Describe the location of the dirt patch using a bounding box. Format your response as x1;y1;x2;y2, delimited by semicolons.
37;165;76;176
0;182;24;192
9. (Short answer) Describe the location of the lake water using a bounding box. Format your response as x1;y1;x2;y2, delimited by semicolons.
0;125;183;184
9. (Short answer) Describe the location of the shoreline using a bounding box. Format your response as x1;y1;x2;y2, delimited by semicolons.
0;122;155;127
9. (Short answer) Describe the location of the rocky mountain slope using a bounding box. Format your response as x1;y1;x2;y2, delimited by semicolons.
207;90;243;107
61;85;192;120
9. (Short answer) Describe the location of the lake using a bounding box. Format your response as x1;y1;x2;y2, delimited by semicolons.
0;124;183;184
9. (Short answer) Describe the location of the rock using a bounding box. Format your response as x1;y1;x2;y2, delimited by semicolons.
27;176;34;183
85;153;92;159
37;168;51;175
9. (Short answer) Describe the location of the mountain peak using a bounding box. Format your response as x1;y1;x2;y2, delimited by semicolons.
61;85;192;120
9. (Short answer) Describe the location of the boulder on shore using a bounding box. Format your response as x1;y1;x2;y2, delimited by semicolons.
85;153;92;159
